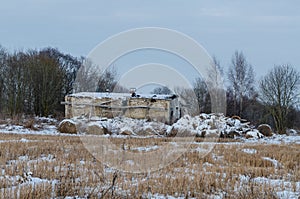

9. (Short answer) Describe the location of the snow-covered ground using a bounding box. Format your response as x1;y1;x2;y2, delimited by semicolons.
0;115;299;198
1;114;300;144
0;117;61;135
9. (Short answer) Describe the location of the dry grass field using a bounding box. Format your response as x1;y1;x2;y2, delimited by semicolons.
0;133;299;198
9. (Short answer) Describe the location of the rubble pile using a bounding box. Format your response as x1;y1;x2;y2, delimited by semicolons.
166;113;266;139
58;113;273;139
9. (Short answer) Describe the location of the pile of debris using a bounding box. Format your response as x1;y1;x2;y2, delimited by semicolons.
58;113;273;139
166;113;273;139
58;117;168;136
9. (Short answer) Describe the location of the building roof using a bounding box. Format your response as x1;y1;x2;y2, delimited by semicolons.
68;92;177;100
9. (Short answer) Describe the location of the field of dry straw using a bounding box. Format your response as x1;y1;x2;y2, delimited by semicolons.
0;133;299;198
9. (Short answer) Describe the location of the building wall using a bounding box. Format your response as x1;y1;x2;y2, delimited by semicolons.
65;95;179;124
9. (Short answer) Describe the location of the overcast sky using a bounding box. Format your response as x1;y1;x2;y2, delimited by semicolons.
1;0;299;84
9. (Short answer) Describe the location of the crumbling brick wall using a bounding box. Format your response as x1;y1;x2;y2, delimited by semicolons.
64;93;178;124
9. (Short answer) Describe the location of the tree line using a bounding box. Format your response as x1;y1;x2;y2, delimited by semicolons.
0;45;299;134
0;45;125;118
154;51;300;134
0;46;82;118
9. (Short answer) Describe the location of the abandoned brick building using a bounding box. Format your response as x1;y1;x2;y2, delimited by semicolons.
63;92;180;124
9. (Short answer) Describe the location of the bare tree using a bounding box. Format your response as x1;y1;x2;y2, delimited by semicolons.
96;66;118;92
227;51;255;117
28;50;66;116
175;57;225;116
5;52;29;116
0;46;7;115
206;56;226;114
73;59;99;92
193;78;210;113
151;86;172;95
74;59;119;93
212;56;224;76
41;47;82;96
260;64;300;134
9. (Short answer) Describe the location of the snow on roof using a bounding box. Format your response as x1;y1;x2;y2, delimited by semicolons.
68;92;177;100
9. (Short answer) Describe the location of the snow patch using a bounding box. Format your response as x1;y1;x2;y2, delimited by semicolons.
262;157;283;169
241;148;257;154
246;130;264;139
131;145;159;152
